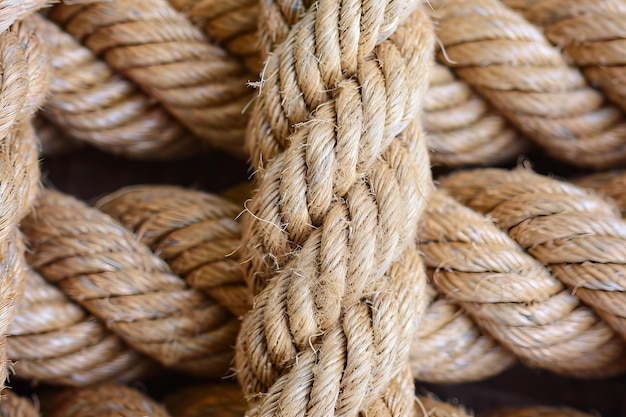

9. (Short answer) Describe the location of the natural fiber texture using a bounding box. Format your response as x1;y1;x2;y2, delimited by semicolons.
22;189;239;377
237;0;434;415
49;0;253;156
430;0;626;168
504;0;626;113
417;189;626;378
0;391;40;417
96;185;251;317
441;168;626;354
168;0;262;73
411;280;516;383
0;0;50;34
576;170;626;216
0;13;52;392
424;63;530;167
44;383;171;417
35;14;201;159
7;264;154;386
482;407;594;417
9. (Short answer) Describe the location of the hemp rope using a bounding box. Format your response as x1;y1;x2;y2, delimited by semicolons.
0;0;50;34
441;168;626;353
44;383;171;417
0;13;52;391
503;0;626;113
7;263;154;386
0;391;40;417
96;185;251;318
48;0;254;157
429;0;626;169
35;14;202;159
236;1;434;415
168;0;262;74
21;189;239;377
417;189;626;379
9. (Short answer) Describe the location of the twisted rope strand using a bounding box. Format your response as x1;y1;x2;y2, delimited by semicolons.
96;185;251;317
48;0;254;156
441;168;626;350
7;263;154;386
503;0;626;113
430;0;626;168
21;189;239;377
35;14;202;159
576;170;626;215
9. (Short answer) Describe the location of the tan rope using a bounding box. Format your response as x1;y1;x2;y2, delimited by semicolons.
35;14;202;159
236;0;435;414
48;0;253;157
0;0;50;34
44;383;171;417
504;0;626;113
425;63;531;167
95;185;250;317
168;0;262;73
429;0;626;169
7;263;154;386
417;189;626;378
21;189;239;377
441;168;626;356
0;391;40;417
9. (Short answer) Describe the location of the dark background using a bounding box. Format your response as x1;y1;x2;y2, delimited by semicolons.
33;146;621;416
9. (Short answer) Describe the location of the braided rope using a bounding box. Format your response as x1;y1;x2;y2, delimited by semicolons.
35;15;202;159
21;189;239;377
504;0;626;113
236;1;434;415
48;0;253;156
430;0;626;168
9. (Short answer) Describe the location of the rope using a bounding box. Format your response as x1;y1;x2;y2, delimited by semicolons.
7;264;154;386
47;0;254;157
237;1;434;415
35;14;202;159
0;390;40;417
21;189;239;377
441;167;626;366
430;0;626;168
576;170;626;215
503;0;626;113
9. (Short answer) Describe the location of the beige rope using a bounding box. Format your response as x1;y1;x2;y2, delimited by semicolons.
429;0;626;168
35;14;202;159
21;189;239;377
237;1;434;414
0;391;40;417
7;263;154;386
504;0;626;113
48;0;253;157
441;168;626;356
96;185;251;317
168;0;262;73
575;170;626;217
44;383;172;417
0;0;50;34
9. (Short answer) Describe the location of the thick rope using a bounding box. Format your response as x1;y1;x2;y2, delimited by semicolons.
44;383;172;417
21;189;239;377
48;0;253;156
504;0;626;113
0;0;50;34
7;264;154;386
35;14;202;159
429;0;626;168
441;168;626;351
237;0;434;415
96;185;251;317
576;170;626;215
424;63;530;167
417;189;626;378
168;0;262;73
